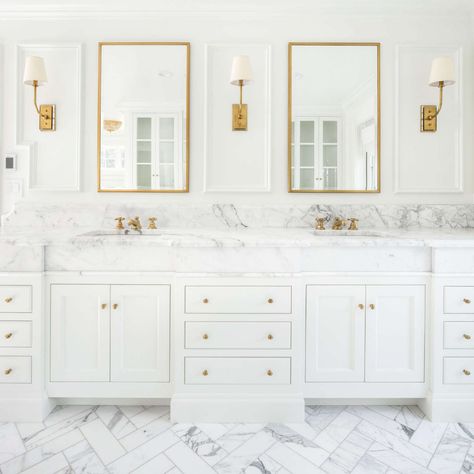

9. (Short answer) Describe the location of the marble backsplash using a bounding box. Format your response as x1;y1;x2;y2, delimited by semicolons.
4;201;474;230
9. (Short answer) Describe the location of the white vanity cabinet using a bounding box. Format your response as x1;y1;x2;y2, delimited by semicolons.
50;283;170;384
306;283;425;384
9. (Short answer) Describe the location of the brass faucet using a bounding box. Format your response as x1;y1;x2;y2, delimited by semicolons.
315;217;326;231
348;218;359;231
331;217;346;230
128;216;142;232
115;217;125;230
148;217;158;230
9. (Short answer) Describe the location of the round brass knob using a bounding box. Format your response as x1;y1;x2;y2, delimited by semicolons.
202;334;209;340
463;369;471;376
464;298;471;304
4;368;12;375
202;369;208;376
112;303;118;310
358;304;364;310
267;334;273;340
267;369;273;376
4;333;13;339
203;298;209;304
267;298;274;304
463;334;472;340
101;303;107;310
4;297;13;303
369;304;375;310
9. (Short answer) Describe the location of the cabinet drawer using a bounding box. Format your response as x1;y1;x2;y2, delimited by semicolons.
444;287;474;314
185;357;291;385
443;357;474;384
0;286;32;313
0;321;32;348
444;322;474;349
185;322;291;349
185;286;292;314
0;356;31;383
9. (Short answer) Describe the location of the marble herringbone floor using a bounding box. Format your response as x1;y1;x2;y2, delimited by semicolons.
0;405;472;474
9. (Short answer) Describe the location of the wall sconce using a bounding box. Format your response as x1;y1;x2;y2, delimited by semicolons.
103;119;122;133
420;56;455;132
23;56;56;132
230;55;253;131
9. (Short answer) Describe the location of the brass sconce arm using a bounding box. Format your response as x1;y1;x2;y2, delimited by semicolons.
426;81;444;121
31;80;55;131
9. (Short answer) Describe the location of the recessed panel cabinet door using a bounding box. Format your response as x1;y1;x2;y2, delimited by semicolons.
306;285;365;382
50;285;110;382
110;285;170;382
365;286;425;382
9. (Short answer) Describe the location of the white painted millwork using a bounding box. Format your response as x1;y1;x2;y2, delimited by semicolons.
443;357;474;384
50;285;110;382
306;285;365;382
185;285;292;314
0;286;32;313
444;322;474;349
443;286;474;314
365;285;425;383
0;355;31;383
110;285;170;382
185;321;291;349
184;357;291;385
0;321;32;347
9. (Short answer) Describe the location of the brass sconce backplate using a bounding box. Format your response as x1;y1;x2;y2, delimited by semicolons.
420;105;437;132
232;104;248;131
39;104;56;131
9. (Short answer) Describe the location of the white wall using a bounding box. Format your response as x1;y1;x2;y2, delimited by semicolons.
0;0;473;216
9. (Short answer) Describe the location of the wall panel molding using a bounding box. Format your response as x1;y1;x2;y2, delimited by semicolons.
394;44;463;194
203;43;271;192
16;43;82;191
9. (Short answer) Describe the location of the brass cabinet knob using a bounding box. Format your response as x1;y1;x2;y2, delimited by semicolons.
101;303;107;310
202;369;208;376
267;298;274;304
4;297;13;303
369;304;375;310
464;298;471;304
267;369;273;376
202;334;209;340
112;303;118;310
202;298;209;304
463;334;472;340
4;368;12;375
358;303;364;310
463;369;471;376
267;334;274;340
4;333;13;339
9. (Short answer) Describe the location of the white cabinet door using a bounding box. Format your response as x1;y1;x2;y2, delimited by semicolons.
50;285;110;382
110;285;170;382
306;285;365;382
365;286;425;382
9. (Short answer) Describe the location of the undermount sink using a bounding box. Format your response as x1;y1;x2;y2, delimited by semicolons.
313;230;389;237
80;230;162;237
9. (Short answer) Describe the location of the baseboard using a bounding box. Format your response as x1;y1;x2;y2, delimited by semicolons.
0;396;55;422
54;397;171;406
171;393;305;423
306;397;423;406
424;392;474;422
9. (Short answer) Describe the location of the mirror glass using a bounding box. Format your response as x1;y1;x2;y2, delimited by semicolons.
98;42;189;192
289;43;380;192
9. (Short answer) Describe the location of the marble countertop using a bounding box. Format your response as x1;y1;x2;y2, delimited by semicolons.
3;226;474;248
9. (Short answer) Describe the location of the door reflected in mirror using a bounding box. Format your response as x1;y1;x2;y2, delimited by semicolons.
98;42;190;192
289;43;380;193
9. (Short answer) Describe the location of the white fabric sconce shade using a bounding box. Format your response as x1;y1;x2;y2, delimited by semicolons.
230;55;253;85
429;56;455;87
23;56;48;86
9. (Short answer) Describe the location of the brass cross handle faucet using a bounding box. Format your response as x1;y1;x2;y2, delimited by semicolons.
315;217;326;231
128;216;142;232
115;217;125;230
148;217;158;230
348;218;359;231
331;217;346;230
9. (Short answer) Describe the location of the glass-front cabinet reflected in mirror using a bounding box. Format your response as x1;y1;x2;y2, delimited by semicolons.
98;42;190;192
289;43;380;193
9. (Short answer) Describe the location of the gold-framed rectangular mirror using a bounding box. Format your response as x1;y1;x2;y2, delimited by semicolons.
98;42;190;192
288;42;380;193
